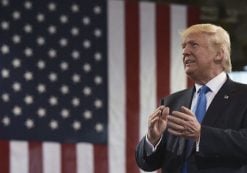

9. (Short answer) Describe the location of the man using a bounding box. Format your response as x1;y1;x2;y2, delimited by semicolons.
135;23;247;173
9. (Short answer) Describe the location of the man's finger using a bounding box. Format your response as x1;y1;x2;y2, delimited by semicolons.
167;120;184;131
167;128;183;137
167;114;185;125
161;107;169;119
171;110;191;121
180;106;195;117
149;107;164;121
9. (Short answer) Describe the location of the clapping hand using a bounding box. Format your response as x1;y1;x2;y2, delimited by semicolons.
167;106;201;141
147;106;169;145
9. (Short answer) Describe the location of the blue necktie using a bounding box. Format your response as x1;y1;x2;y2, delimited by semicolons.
181;85;210;173
195;85;210;123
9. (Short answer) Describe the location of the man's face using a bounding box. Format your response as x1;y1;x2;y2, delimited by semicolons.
181;32;219;83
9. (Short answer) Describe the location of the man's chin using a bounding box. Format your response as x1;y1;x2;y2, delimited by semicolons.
185;69;195;78
185;68;193;75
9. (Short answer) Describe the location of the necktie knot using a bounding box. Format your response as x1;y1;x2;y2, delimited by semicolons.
198;85;210;95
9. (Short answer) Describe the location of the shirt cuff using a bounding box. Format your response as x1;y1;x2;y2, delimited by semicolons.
145;134;162;155
196;136;200;152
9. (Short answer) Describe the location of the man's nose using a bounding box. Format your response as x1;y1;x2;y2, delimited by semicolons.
182;49;188;57
182;45;191;56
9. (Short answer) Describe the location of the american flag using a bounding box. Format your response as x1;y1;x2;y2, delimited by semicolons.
0;0;199;173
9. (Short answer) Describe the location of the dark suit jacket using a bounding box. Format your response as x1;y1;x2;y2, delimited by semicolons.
135;77;247;173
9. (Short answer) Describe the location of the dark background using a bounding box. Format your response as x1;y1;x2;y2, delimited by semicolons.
144;0;247;71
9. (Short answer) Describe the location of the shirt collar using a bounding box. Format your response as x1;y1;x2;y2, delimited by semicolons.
195;72;227;94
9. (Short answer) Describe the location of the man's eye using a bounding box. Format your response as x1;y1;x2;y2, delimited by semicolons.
191;43;198;47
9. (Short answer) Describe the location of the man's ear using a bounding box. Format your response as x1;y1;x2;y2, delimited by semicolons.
214;49;224;63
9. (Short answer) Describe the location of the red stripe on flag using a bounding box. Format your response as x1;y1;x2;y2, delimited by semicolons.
156;4;171;102
61;144;76;173
125;1;140;173
94;144;108;173
187;5;201;27
29;141;43;173
156;5;171;173
0;141;9;173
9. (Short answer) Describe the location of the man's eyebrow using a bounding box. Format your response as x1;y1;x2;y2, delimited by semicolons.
181;40;196;47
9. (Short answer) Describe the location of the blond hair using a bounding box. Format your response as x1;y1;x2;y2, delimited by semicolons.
181;23;232;72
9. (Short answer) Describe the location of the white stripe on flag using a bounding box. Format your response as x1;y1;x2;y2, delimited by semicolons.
10;141;28;173
76;143;94;173
108;1;126;173
139;2;157;140
140;4;157;173
43;142;61;173
170;4;188;93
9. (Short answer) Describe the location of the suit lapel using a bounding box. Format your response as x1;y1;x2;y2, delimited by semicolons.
202;78;236;126
178;88;195;156
166;88;194;155
180;88;195;108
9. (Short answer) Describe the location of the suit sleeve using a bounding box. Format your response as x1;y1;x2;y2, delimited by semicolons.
135;136;165;171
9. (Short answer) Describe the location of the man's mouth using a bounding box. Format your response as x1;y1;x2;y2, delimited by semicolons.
184;59;195;65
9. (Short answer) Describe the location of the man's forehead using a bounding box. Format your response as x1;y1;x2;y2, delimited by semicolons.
182;33;207;43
